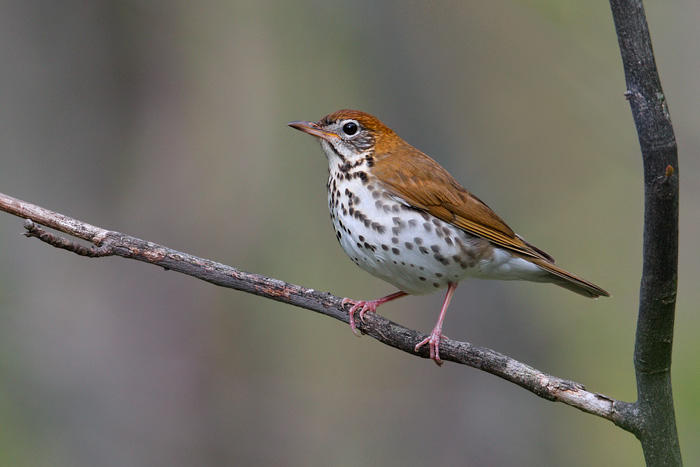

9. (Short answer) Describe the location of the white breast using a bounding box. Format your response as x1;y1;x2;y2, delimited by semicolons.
328;162;525;294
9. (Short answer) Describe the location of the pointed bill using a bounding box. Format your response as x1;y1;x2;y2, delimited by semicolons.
288;121;339;141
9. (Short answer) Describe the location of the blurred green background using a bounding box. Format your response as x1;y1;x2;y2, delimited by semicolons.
0;1;697;465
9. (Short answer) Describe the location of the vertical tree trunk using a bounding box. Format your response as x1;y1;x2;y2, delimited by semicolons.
608;0;681;465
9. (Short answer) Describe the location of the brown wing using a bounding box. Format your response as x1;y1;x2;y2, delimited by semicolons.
372;144;610;298
372;145;546;260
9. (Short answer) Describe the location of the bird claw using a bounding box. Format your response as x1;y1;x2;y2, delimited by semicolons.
341;298;378;336
415;332;445;366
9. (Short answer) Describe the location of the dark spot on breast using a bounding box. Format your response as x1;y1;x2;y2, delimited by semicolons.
419;246;429;255
405;242;413;250
435;255;450;265
391;247;400;255
419;276;427;281
414;237;423;245
423;222;432;232
391;237;399;244
431;245;441;253
408;219;417;228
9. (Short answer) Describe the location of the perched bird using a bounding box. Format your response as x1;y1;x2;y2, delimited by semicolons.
288;110;608;365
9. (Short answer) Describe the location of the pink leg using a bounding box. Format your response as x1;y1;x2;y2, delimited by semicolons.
415;282;458;366
342;291;408;335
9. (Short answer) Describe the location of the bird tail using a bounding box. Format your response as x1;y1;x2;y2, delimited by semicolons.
531;258;610;298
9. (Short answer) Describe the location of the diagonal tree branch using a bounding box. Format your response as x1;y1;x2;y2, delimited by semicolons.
0;191;636;429
609;0;681;465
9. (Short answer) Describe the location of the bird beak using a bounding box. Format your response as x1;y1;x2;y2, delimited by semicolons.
287;120;339;141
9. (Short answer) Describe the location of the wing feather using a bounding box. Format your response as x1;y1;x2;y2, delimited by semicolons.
373;150;609;297
373;146;544;259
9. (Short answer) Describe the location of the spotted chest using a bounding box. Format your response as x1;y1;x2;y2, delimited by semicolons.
326;163;502;295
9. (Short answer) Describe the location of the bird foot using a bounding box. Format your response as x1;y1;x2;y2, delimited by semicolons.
341;298;380;336
415;330;445;366
341;291;409;336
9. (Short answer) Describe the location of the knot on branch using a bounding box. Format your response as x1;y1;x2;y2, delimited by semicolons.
536;375;586;401
653;165;678;201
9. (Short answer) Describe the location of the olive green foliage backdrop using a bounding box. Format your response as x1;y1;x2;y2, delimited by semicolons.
0;1;696;465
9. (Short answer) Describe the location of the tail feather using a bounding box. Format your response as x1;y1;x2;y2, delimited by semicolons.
531;258;610;298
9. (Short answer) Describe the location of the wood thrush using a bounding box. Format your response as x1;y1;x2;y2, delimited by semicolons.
288;110;609;365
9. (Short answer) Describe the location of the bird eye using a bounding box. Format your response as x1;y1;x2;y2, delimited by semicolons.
342;121;359;136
